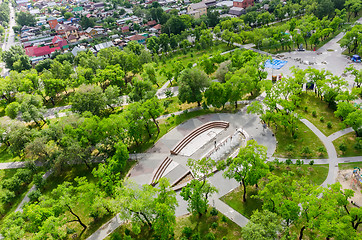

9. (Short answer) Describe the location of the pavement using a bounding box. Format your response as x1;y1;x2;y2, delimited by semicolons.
1;1;16;77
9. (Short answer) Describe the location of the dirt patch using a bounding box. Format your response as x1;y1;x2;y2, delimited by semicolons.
337;169;362;206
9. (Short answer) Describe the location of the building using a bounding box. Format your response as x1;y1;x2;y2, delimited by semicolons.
94;41;114;52
25;45;61;58
187;2;207;18
233;0;254;9
47;17;58;29
128;34;147;44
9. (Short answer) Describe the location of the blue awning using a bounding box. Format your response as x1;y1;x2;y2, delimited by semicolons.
264;59;288;69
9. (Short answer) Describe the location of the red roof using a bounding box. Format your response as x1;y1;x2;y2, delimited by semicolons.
128;35;146;41
25;46;61;57
147;20;157;26
153;24;161;30
52;35;63;44
121;26;129;30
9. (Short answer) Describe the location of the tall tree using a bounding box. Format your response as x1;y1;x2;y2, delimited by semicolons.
222;139;269;202
178;68;210;106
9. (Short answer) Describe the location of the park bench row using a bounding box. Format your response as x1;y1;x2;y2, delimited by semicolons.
170;121;230;155
150;156;173;186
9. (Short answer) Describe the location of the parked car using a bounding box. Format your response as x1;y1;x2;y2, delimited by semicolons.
352;55;361;63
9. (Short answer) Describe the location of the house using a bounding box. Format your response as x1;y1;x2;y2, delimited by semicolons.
146;20;157;27
29;9;40;15
71;45;87;57
121;26;129;33
16;0;29;6
187;2;207;18
233;0;254;9
52;35;68;48
128;34;146;44
94;41;114;52
25;45;61;58
204;0;217;7
85;27;105;37
55;24;79;41
149;24;161;33
229;7;244;16
94;2;104;8
47;17;58;29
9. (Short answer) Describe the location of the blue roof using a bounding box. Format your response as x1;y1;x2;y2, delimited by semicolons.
264;59;288;70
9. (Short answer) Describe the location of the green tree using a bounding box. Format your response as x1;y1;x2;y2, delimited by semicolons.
71;85;106;115
16;11;36;26
2;46;30;70
178;68;210;106
242;210;283;240
222;139;269;202
204;82;228;109
128;78;156;102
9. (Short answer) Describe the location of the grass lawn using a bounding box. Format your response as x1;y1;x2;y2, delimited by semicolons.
106;208;243;240
339;162;362;170
221;164;328;219
295;92;344;136
273;119;327;159
221;185;262;219
333;132;362;157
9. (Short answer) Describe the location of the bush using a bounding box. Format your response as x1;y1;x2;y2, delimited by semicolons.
309;160;315;165
318;146;326;155
312;110;317;117
182;227;193;238
320;116;324;122
15;169;32;183
354;138;362;150
286;144;295;152
267;162;275;172
205;233;215;240
304;106;308;112
110;232;122;240
210;207;218;216
339;143;347;153
191;233;200;240
34;173;45;189
0;189;15;204
221;215;228;222
28;190;41;202
211;222;218;229
296;159;302;166
285;159;293;165
327;121;332;129
301;146;311;156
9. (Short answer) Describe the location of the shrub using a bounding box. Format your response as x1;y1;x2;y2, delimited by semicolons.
221;215;228;222
296;159;302;166
28;190;41;202
34;173;45;189
318;146;326;155
320;116;324;122
327;121;332;128
312;110;317;117
267;162;275;172
339;143;347;153
182;227;193;238
309;160;315;165
211;222;218;229
301;146;311;156
354;138;362;150
0;189;15;204
304;106;308;112
286;144;295;152
210;207;218;216
191;233;200;240
205;232;215;240
15;169;32;183
285;159;293;165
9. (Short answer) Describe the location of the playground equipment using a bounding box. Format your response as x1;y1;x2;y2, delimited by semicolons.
351;167;362;189
352;55;361;63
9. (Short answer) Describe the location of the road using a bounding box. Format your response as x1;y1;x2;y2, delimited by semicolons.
1;1;16;77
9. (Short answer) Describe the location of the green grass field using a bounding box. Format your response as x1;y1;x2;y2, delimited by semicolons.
273;119;327;159
295;92;345;136
107;208;243;240
333;132;362;157
221;164;329;219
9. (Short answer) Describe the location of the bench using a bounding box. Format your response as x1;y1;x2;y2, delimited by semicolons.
150;156;173;186
170;121;229;155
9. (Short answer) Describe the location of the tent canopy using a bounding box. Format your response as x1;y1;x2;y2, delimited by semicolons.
264;59;288;70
